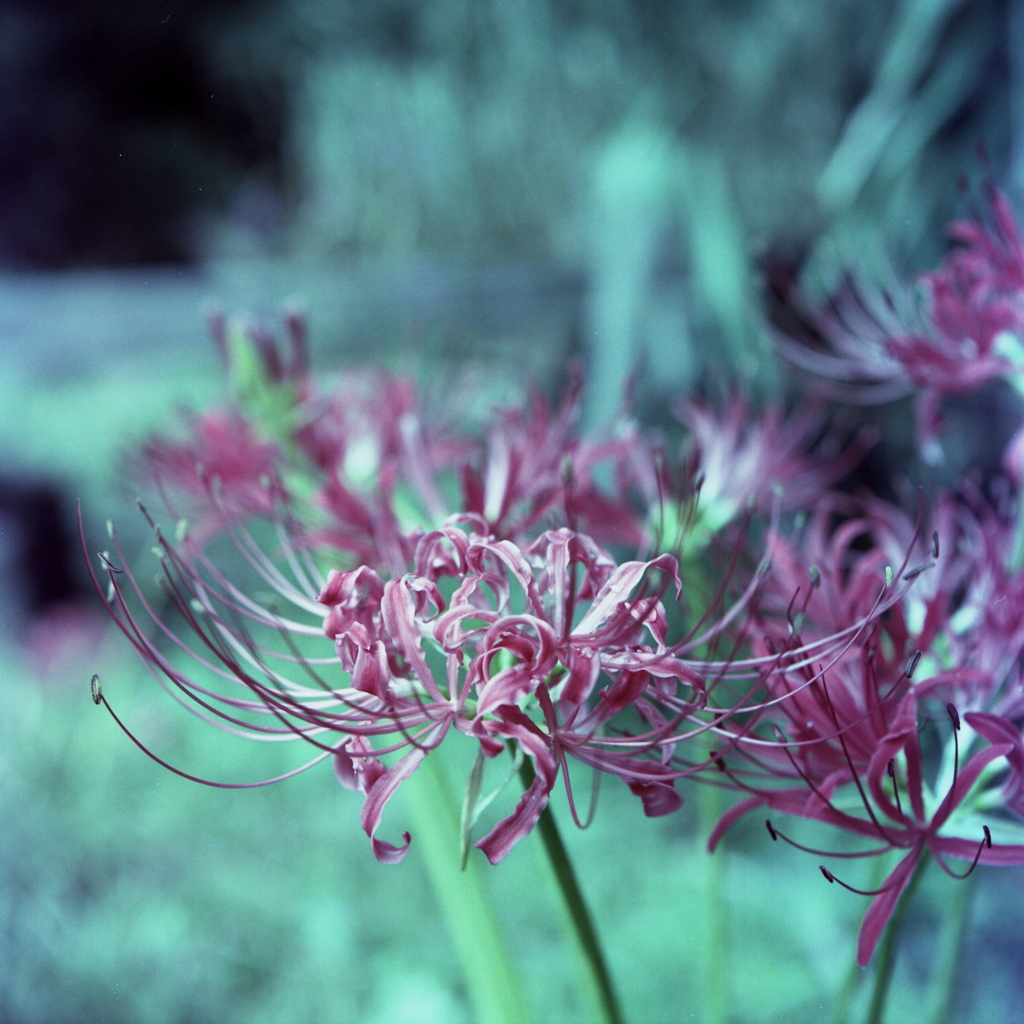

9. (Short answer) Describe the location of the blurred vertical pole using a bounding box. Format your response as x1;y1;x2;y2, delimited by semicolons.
583;122;674;431
677;145;775;395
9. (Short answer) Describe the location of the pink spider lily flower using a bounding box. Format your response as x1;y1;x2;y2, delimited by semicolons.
138;308;317;543
83;497;709;866
140;411;287;543
626;396;871;559
676;395;870;524
774;188;1024;457
710;689;1024;966
863;490;1024;722
706;498;1024;965
455;369;647;549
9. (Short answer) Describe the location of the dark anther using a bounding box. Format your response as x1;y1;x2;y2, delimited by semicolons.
947;703;961;731
820;866;835;883
905;650;922;679
766;819;778;841
709;750;727;772
887;758;903;816
97;552;124;574
809;565;821;589
945;825;994;879
90;674;102;705
902;563;934;581
931;531;940;558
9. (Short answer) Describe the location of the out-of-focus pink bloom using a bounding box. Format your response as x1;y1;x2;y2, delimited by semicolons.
207;304;311;398
141;411;286;540
708;500;1024;964
303;371;648;576
675;395;870;531
456;372;646;549
776;188;1024;456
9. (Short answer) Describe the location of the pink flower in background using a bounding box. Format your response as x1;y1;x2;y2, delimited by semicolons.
675;394;870;527
775;188;1024;456
207;304;311;396
706;498;1024;964
141;410;286;539
456;370;646;549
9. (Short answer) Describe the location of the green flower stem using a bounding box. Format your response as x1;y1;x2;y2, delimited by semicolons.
831;856;891;1024
698;781;728;1024
926;871;977;1024
518;756;625;1024
865;853;930;1024
402;753;533;1024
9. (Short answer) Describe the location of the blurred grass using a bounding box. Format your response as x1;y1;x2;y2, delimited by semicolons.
4;611;1019;1022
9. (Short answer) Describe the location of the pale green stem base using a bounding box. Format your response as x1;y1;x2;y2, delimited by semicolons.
402;754;533;1024
831;856;891;1024
925;871;976;1024
865;854;930;1024
698;782;729;1024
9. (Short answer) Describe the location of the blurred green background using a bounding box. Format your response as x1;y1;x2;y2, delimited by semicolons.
2;0;1022;1020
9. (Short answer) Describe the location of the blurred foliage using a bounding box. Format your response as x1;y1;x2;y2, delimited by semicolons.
3;0;1009;277
3;627;1019;1021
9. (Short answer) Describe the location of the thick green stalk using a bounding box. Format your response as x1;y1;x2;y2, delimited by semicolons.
697;781;728;1024
925;872;976;1024
831;857;891;1024
402;753;532;1024
865;854;930;1024
518;757;625;1024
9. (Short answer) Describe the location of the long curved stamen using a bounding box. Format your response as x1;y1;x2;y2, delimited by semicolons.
815;672;898;845
887;758;903;819
819;864;904;896
765;819;891;859
90;676;334;787
938;702;961;822
932;827;992;880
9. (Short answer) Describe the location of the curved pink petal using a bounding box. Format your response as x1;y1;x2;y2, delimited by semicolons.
857;848;920;967
359;740;436;864
475;706;558;864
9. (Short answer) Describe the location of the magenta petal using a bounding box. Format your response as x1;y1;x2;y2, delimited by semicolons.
332;745;360;791
381;578;445;702
475;706;557;864
707;796;762;852
628;779;683;817
352;640;390;698
333;735;384;793
856;849;919;967
371;831;413;865
359;741;434;864
574;554;679;637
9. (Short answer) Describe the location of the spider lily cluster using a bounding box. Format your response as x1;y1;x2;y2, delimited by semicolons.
87;186;1024;966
